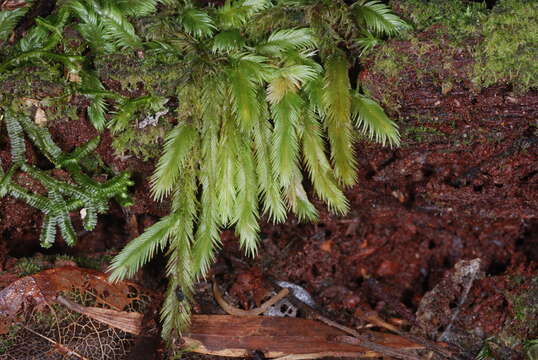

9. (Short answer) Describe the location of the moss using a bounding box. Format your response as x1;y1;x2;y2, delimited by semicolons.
0;325;21;354
403;125;446;143
372;46;409;80
94;54;185;98
493;277;538;352
367;0;537;116
52;253;113;270
92;54;182;158
112;122;171;161
390;0;486;41
472;0;538;93
526;339;538;360
15;257;43;276
0;65;65;104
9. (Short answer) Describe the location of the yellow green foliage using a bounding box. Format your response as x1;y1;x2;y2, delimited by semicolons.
472;0;538;92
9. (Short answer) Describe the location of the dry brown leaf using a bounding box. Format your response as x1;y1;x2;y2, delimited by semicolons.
0;0;28;10
56;295;143;335
0;266;157;360
22;97;40;107
34;107;47;125
68;71;82;83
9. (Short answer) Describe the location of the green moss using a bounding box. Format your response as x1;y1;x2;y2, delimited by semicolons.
52;253;113;270
368;0;537;114
0;65;65;104
525;339;538;360
0;325;21;354
472;0;538;93
403;125;446;143
94;54;185;98
390;0;487;40
372;46;409;80
15;257;43;276
112;122;171;161
493;277;538;353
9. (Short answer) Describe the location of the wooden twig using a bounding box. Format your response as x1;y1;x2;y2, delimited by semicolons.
354;308;454;359
213;280;289;316
55;295;142;335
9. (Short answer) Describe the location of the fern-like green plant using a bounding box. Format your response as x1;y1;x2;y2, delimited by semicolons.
103;0;406;341
0;5;31;44
0;106;134;247
0;0;407;344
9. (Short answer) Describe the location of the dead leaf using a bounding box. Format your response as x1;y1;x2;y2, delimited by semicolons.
22;97;40;107
0;266;158;359
56;295;142;335
34;107;47;125
68;71;82;83
320;240;332;253
0;0;28;10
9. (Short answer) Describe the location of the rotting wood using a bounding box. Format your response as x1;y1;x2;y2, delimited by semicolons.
267;278;447;360
183;315;424;359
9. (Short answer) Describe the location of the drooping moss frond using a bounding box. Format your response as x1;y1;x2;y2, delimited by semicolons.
301;109;348;214
191;119;221;278
351;92;400;147
0;7;29;43
284;167;318;221
151;124;198;201
352;0;411;36
180;7;216;38
252;103;286;222
321;52;357;186
234;137;260;256
228;62;263;132
270;91;302;188
216;118;239;225
0;0;407;342
160;166;198;339
108;213;178;282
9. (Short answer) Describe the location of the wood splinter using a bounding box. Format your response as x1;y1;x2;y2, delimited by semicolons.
213;279;289;316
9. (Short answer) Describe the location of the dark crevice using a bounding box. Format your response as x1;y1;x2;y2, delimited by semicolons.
486;260;509;276
520;170;538;182
367;153;398;180
517;220;538;262
14;0;57;39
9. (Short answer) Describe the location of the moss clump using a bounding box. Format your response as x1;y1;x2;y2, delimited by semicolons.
390;0;487;40
472;0;538;92
14;257;43;276
493;277;538;353
378;0;538;94
403;125;446;144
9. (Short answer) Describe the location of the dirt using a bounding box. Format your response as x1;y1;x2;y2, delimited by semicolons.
1;27;538;360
